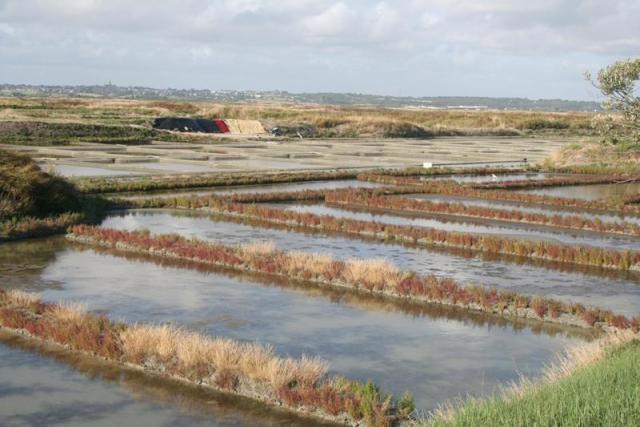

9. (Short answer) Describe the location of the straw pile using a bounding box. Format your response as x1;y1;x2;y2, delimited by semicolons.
225;119;265;134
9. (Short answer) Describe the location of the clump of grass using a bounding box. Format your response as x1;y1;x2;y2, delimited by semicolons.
0;289;41;308
48;301;88;323
344;259;400;291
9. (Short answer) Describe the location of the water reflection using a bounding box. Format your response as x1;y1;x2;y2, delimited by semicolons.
523;182;640;201
101;210;640;314
410;194;640;225
70;243;598;341
1;239;584;412
0;331;330;427
280;202;640;251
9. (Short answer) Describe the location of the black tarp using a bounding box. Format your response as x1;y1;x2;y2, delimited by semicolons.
153;118;221;133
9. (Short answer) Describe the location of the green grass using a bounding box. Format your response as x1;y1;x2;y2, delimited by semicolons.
426;340;640;427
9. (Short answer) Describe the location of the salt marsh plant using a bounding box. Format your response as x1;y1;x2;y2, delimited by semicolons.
128;195;640;271
357;173;640;216
67;225;640;332
326;189;640;237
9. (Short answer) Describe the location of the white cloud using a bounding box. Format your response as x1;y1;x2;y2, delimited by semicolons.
0;0;638;98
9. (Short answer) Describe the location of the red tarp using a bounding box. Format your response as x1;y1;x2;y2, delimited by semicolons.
214;119;230;133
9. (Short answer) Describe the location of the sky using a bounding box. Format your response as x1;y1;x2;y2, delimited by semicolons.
0;0;638;100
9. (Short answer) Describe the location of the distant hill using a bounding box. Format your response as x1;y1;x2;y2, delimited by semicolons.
0;83;601;112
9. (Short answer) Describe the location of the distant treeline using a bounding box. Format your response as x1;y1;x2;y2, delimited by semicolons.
0;84;601;112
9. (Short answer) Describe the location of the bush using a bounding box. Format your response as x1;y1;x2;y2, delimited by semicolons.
522;119;570;130
0;149;82;220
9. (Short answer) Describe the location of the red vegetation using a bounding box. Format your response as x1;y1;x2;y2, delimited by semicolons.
130;195;640;271
67;225;640;332
357;173;640;216
471;174;639;190
325;189;640;237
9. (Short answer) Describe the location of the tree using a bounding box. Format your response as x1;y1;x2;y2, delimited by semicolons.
587;58;640;145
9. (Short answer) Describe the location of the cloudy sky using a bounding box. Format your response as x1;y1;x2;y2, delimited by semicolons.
1;0;638;100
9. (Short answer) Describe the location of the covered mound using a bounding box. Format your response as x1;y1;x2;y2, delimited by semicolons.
152;118;222;133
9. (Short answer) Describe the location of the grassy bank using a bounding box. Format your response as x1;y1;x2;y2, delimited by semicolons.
0;149;107;241
0;121;159;145
424;333;639;427
76;170;360;194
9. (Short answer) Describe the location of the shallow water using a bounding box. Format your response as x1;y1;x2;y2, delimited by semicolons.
409;194;640;225
0;237;586;414
524;182;640;201
0;332;326;427
421;172;554;184
117;179;383;200
130;162;222;173
44;164;143;177
225;159;323;170
278;202;640;251
99;210;640;315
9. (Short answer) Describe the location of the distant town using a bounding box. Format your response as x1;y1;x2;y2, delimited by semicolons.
0;83;601;112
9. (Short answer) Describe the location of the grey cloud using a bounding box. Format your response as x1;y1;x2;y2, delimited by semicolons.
0;0;638;98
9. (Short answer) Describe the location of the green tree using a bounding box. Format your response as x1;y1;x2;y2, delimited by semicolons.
587;58;640;145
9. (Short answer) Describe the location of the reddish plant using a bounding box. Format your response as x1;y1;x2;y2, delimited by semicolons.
67;226;637;332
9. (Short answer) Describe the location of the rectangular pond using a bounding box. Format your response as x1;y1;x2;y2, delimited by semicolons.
277;202;640;251
42;163;144;177
409;194;640;225
0;237;589;416
420;172;560;184
97;210;640;315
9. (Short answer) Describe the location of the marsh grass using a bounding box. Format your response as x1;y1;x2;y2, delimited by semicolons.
425;332;639;427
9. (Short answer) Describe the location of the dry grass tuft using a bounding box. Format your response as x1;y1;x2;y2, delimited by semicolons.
120;325;179;364
48;302;88;324
119;323;327;389
239;241;276;258
2;290;41;307
283;251;334;277
541;329;637;385
343;259;400;290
